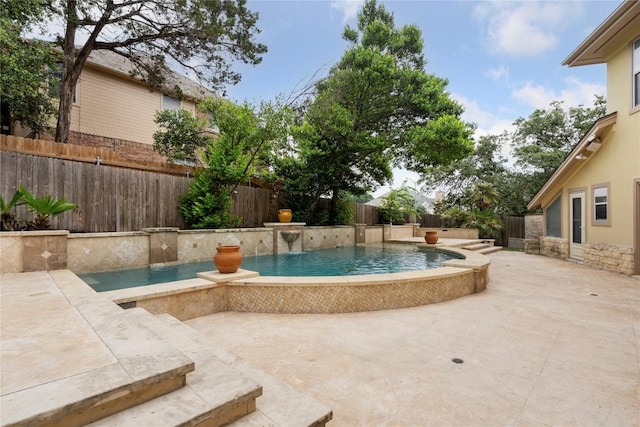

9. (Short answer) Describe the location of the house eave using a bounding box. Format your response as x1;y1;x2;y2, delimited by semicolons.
562;0;640;67
527;112;618;210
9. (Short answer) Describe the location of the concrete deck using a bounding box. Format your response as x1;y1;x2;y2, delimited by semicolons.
1;251;638;425
185;251;640;426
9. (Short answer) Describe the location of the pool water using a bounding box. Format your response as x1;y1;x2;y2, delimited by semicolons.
79;245;463;292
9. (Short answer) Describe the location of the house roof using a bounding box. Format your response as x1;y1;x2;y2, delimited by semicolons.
527;112;618;210
562;0;640;67
86;49;216;100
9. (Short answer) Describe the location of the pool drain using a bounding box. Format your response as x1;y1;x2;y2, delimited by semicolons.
590;293;599;297
452;358;464;364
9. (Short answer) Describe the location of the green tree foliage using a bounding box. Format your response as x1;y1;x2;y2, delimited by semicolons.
155;99;293;228
5;0;267;143
278;0;473;224
0;1;58;135
19;185;77;230
440;182;503;238
0;190;24;231
423;97;606;216
378;187;419;224
153;110;210;163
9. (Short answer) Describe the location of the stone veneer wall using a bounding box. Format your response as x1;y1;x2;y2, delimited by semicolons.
417;228;479;239
539;237;569;260
0;231;68;273
177;229;273;262
525;215;543;239
387;225;415;239
67;232;150;273
365;226;384;243
303;226;354;250
583;242;635;275
227;269;476;314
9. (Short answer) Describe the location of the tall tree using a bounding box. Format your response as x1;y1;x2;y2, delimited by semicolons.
0;1;58;135
154;98;293;228
424;96;607;216
13;0;267;143
284;0;473;224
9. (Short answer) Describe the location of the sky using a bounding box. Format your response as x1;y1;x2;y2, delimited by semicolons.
221;0;618;197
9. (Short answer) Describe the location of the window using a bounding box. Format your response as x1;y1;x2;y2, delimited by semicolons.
207;111;219;132
634;38;640;109
162;94;181;111
592;184;610;225
545;195;562;237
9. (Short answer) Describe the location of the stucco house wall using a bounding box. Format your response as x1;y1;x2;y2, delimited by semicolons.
72;66;196;146
530;1;640;275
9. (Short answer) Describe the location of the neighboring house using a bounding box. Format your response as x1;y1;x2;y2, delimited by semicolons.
367;188;440;214
10;49;215;163
527;0;640;275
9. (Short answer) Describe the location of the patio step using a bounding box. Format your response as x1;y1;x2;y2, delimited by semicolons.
462;242;492;251
93;308;263;427
0;302;195;427
156;313;333;427
478;246;503;255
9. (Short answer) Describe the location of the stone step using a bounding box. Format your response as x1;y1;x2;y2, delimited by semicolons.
0;302;195;427
461;243;491;251
478;246;503;255
94;308;263;427
157;313;333;427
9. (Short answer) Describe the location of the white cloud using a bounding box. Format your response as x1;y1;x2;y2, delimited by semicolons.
331;0;365;23
512;77;606;109
485;65;510;82
474;1;579;57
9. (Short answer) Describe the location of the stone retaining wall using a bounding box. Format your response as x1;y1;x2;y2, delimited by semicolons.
583;242;635;275
540;237;569;259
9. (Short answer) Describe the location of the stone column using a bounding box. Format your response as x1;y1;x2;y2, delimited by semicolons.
383;224;392;242
355;224;366;244
22;230;69;272
143;227;179;264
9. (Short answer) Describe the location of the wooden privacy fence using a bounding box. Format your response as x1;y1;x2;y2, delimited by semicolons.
498;215;525;247
230;185;273;227
1;151;281;231
1;135;194;176
355;203;379;225
1;151;190;232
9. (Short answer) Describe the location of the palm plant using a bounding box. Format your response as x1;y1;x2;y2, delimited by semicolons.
470;182;500;210
19;185;77;230
0;190;24;231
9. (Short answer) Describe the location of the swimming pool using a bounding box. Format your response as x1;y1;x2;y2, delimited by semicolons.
79;245;463;292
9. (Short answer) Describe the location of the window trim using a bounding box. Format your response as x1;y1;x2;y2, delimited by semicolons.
632;37;640;113
544;192;563;237
591;182;611;226
162;94;181;111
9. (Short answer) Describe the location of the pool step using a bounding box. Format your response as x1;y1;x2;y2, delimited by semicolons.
94;307;263;426
157;313;333;427
0;294;194;427
478;246;503;255
461;242;492;251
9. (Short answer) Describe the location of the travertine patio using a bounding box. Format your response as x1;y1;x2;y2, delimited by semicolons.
1;250;638;426
186;251;640;426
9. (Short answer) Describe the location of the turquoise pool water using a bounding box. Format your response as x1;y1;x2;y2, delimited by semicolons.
79;245;463;292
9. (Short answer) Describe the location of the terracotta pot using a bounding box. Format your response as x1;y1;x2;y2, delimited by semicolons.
425;231;438;244
278;209;292;223
213;245;243;274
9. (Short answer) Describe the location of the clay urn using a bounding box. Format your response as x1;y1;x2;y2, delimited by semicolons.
278;209;292;223
213;245;243;274
424;231;438;245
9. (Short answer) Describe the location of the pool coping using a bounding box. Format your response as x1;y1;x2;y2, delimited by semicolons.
101;246;490;316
